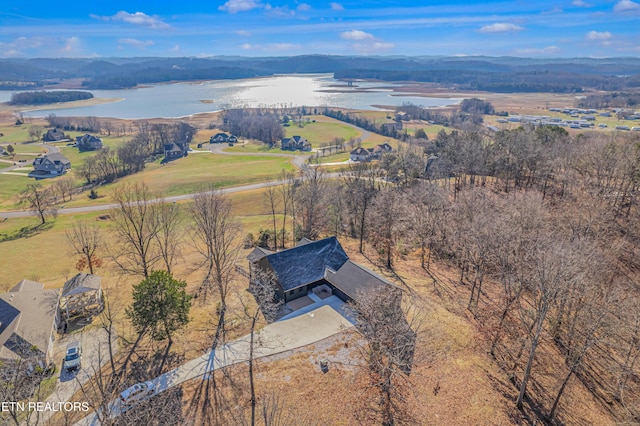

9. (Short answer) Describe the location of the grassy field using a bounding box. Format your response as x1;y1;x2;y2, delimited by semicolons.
285;115;360;145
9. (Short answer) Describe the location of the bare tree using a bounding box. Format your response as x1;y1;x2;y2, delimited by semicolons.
110;183;161;278
368;189;406;270
28;124;44;142
155;200;183;275
278;171;296;248
263;181;279;249
515;237;585;410
350;286;420;426
52;175;75;203
66;221;102;274
296;165;327;240
19;183;58;225
344;162;378;253
190;187;241;311
244;268;281;426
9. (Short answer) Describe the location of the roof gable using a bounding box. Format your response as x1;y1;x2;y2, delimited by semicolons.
62;273;101;297
324;260;396;302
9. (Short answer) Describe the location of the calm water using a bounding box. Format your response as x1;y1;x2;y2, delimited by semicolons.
7;74;461;119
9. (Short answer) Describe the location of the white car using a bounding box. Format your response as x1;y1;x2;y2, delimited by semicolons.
62;341;82;372
120;381;155;410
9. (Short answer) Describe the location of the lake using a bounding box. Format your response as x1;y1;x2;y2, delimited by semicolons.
6;74;462;119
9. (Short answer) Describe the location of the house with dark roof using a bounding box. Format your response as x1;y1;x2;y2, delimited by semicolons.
43;128;67;142
350;147;370;162
281;135;311;152
60;273;103;321
210;133;238;144
76;134;103;151
0;280;60;366
247;236;399;306
163;141;189;161
32;152;71;176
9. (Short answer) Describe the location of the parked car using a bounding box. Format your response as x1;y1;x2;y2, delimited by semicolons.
120;381;155;410
63;341;82;372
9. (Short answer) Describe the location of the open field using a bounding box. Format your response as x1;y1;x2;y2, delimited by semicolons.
284;115;360;144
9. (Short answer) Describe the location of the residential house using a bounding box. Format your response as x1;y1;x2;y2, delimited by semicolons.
32;152;71;176
369;142;393;159
350;143;394;162
350;147;370;162
43;128;67;142
281;135;311;151
164;141;189;161
76;134;103;151
0;280;60;367
247;236;399;306
210;133;238;144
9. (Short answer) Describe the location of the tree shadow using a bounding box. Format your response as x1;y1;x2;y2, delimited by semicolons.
0;221;53;243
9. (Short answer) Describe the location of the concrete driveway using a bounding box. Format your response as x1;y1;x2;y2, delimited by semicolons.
43;326;118;424
74;305;352;425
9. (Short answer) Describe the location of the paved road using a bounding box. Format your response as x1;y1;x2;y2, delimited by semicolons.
0;141;59;173
0;173;344;219
73;305;353;426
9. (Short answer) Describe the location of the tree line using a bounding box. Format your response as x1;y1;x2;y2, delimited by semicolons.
9;90;93;106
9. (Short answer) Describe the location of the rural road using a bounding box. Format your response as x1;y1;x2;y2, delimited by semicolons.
73;304;353;426
0;173;344;219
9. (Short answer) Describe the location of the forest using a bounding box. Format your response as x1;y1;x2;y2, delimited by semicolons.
8;90;93;105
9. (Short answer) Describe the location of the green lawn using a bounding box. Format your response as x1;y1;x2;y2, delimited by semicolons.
285;119;360;146
60;153;297;208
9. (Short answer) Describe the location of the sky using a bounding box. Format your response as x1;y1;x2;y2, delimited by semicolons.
0;0;639;58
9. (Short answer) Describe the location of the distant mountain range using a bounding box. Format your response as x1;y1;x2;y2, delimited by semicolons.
1;55;639;93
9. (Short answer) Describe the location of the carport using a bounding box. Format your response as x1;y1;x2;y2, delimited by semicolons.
60;273;103;322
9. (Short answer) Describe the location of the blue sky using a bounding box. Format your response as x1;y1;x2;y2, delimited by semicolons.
1;0;639;58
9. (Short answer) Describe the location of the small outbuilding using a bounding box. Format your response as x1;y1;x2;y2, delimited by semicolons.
59;273;103;321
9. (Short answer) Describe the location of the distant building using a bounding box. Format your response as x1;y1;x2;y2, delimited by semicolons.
0;280;60;367
163;141;189;161
350;147;370;162
281;135;311;151
43;128;67;142
350;143;394;162
76;134;103;151
32;153;71;176
210;133;238;143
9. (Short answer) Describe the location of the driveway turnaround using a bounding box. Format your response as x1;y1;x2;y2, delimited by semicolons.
73;305;353;425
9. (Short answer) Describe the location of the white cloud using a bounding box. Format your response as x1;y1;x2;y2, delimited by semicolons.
91;11;170;29
119;38;155;49
514;46;560;55
340;30;375;41
240;43;301;51
297;3;311;11
330;2;344;11
479;23;523;33
572;0;591;7
236;30;252;36
169;45;181;52
586;31;612;41
614;0;640;13
60;37;80;55
219;0;262;13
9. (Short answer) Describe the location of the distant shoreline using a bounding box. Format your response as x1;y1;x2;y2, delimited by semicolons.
0;97;124;115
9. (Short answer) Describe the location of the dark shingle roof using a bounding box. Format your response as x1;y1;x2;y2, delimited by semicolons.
265;236;349;291
62;273;101;298
324;260;395;302
45;153;71;165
